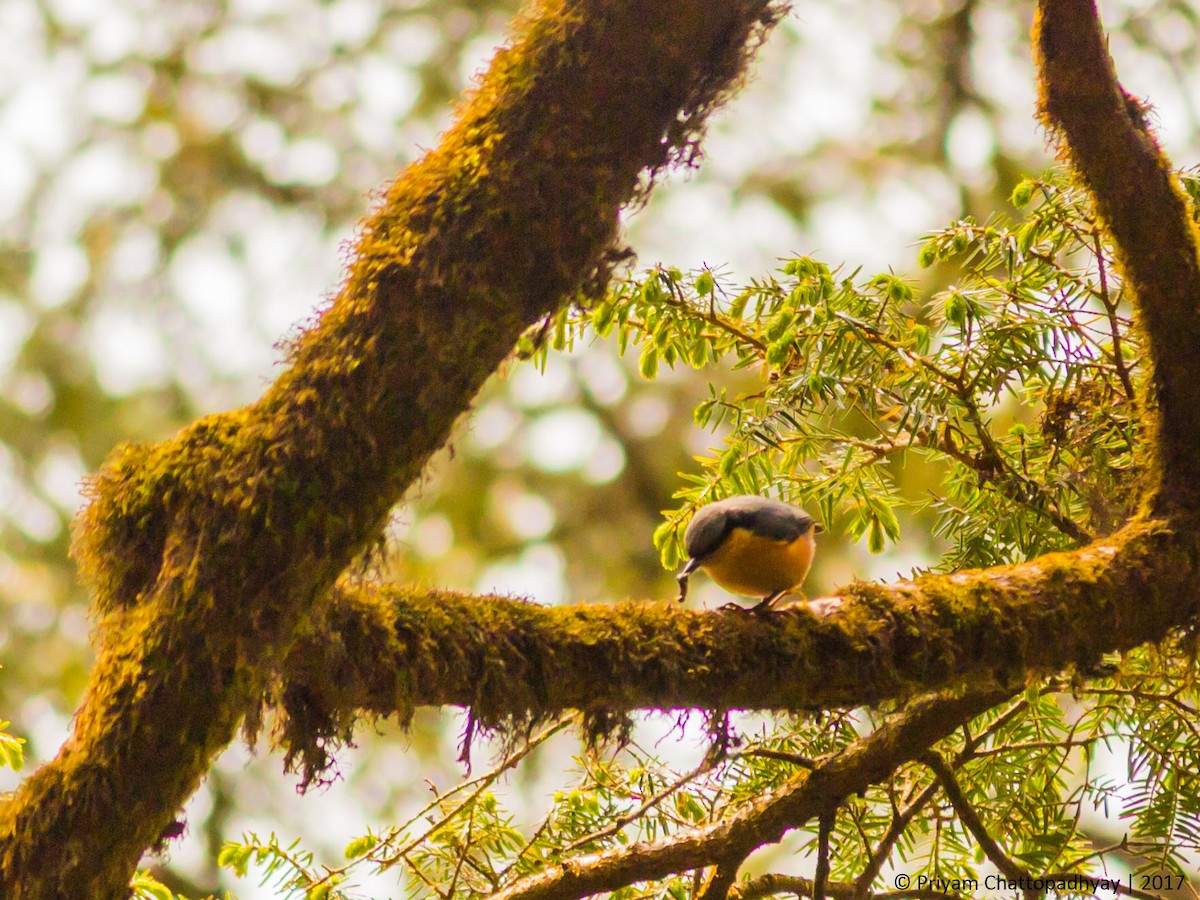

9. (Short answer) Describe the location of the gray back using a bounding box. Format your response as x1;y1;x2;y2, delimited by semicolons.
683;495;814;561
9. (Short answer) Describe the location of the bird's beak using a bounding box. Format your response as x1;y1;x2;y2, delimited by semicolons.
813;523;825;534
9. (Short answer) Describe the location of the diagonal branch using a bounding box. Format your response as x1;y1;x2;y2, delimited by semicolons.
854;779;941;896
0;2;787;896
487;687;1013;900
921;753;1029;885
1034;0;1200;509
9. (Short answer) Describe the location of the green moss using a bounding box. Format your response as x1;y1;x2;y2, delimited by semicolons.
4;3;798;893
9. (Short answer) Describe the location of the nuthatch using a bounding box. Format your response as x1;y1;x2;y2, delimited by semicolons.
675;495;823;612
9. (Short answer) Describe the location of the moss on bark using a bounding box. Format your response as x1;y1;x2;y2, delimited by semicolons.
0;2;785;896
265;516;1198;786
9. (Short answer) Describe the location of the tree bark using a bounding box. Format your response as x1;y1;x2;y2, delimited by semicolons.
1034;0;1200;510
5;0;1200;897
0;2;785;896
265;516;1194;784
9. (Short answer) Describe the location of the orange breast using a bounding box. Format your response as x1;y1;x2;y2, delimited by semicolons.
699;527;815;598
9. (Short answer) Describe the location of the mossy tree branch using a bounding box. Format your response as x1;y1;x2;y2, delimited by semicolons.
1034;0;1200;511
269;516;1193;782
268;4;1200;896
0;1;785;896
4;1;1200;898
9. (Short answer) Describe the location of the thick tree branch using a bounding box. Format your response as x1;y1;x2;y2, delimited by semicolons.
0;2;786;895
265;516;1194;774
487;687;1012;900
1035;0;1200;509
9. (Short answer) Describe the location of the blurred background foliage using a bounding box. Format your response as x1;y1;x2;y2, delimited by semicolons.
2;0;1199;894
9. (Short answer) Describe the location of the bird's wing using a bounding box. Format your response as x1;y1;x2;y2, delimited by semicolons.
722;497;813;542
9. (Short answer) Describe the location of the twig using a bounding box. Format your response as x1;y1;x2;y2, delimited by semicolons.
562;752;723;854
813;810;836;900
744;748;817;769
921;752;1029;886
376;715;573;870
699;853;751;900
1091;234;1138;405
446;802;478;898
855;780;941;896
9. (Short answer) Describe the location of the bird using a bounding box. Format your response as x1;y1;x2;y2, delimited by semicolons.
675;495;823;612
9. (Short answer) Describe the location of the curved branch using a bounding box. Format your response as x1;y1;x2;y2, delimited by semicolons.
1034;0;1200;509
0;1;786;896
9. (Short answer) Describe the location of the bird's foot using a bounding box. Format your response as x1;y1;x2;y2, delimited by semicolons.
747;591;786;613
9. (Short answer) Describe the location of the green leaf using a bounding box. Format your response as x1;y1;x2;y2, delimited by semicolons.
0;730;25;771
911;323;931;354
131;872;174;900
218;842;254;877
653;318;672;350
728;290;751;319
638;345;659;380
592;301;616;336
642;277;664;305
344;832;377;859
888;277;913;303
1017;221;1039;255
719;445;741;479
1011;179;1036;207
660;535;680;569
765;309;794;342
867;516;886;554
766;339;790;367
617;326;630;356
875;502;901;541
943;291;967;326
550;319;568;351
652;519;675;551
